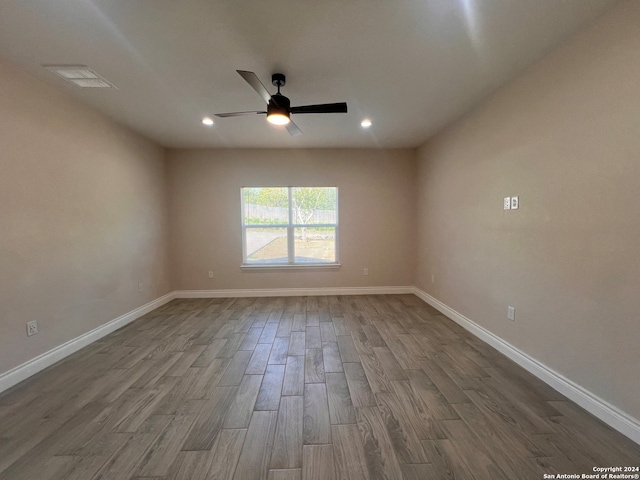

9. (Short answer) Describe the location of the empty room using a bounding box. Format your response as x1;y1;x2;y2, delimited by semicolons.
1;1;639;479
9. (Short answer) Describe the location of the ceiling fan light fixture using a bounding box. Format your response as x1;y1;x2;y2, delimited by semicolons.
267;112;290;125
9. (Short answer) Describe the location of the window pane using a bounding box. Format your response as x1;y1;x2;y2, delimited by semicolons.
294;227;335;263
292;187;336;225
246;227;288;264
243;187;289;225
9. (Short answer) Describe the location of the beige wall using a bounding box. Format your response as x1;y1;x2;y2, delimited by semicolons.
167;148;416;290
416;0;640;420
0;60;171;375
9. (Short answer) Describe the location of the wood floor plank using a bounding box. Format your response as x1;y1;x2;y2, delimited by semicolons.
390;379;446;440
216;332;246;359
331;424;370;480
282;356;305;396
375;392;428;464
325;372;356;425
184;358;231;400
289;331;306;356
269;337;290;365
182;386;238;451
292;313;306;332
276;317;293;337
219;350;253;386
240;327;263;351
165;344;207;377
252;313;269;328
268;311;283;324
400;463;438;480
465;384;554;435
452;400;547;461
336;335;360;363
270;396;304;469
165;451;214;480
223;374;263;428
255;364;286;411
374;327;423;370
355;406;404;480
438;419;511;479
205;428;247;480
361;325;386;348
320;322;337;343
350;328;374;356
331;317;349;336
304;348;325;383
343;363;376;407
302;444;335;480
91;415;173;480
322;342;344;373
305;326;322;349
191;339;228;368
418;359;470;405
233;410;278;480
303;383;331;445
359;353;393;394
405;369;460;420
259;323;279;344
306;313;320;327
134;413;198;477
246;343;273;375
372;347;407;381
269;469;302;480
114;377;179;432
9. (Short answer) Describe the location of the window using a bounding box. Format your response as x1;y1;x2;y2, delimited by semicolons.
241;187;338;266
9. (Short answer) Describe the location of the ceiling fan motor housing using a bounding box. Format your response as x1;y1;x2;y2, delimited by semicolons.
268;93;290;116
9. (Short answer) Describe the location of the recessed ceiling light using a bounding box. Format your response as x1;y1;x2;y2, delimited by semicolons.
361;119;372;128
202;117;214;126
43;65;116;88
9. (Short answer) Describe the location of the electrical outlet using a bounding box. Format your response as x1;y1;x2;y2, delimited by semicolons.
507;306;515;321
363;268;369;276
27;321;38;336
431;274;435;284
503;197;511;210
511;196;519;209
208;271;214;278
138;282;143;292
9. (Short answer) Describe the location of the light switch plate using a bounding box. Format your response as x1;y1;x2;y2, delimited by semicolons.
504;197;511;210
507;306;515;321
511;196;519;209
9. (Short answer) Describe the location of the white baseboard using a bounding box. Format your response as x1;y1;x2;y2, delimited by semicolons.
412;287;640;445
0;292;176;394
174;286;414;298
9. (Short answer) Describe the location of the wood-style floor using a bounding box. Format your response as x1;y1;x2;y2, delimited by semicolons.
0;295;638;479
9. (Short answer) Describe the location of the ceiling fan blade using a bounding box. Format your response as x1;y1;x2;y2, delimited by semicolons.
290;102;347;114
286;119;302;136
237;70;272;104
214;111;266;118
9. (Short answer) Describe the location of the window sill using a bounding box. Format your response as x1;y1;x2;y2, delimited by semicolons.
241;263;341;271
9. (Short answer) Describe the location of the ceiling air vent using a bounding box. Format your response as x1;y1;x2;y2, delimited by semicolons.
43;65;116;88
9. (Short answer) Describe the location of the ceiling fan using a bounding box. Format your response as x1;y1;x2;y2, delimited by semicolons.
214;70;348;136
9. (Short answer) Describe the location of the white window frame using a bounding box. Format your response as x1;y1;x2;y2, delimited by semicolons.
241;186;339;269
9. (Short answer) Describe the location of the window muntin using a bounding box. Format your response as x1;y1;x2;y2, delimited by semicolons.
242;187;338;266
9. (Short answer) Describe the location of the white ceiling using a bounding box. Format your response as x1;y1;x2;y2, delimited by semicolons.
0;0;619;148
